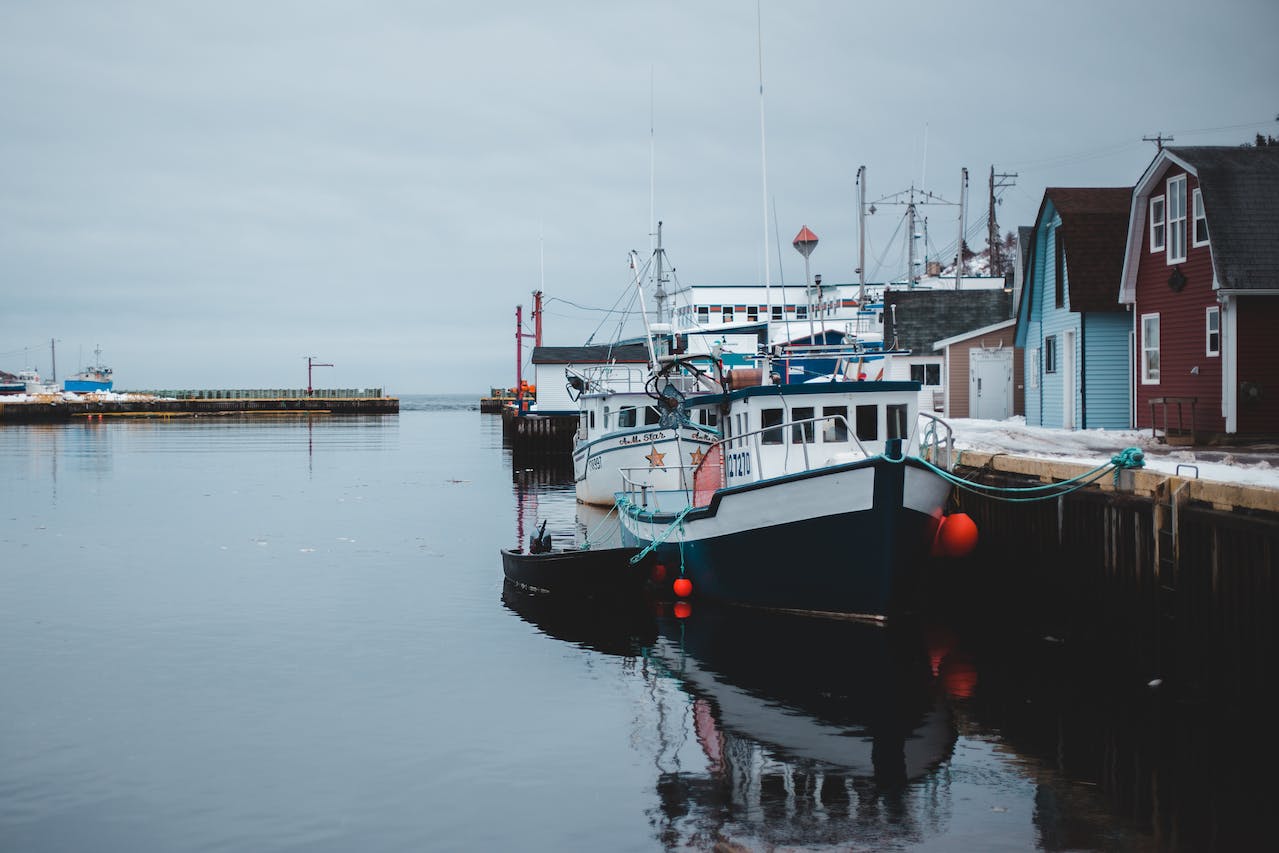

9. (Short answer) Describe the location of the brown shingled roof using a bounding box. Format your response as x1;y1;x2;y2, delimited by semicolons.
1045;187;1132;313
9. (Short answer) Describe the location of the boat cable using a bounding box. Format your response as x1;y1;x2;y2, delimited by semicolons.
901;446;1147;504
579;501;623;551
622;501;694;569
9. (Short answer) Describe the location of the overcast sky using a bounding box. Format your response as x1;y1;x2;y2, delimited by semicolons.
2;1;1274;394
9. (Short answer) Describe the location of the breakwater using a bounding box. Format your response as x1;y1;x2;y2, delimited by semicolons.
0;389;397;422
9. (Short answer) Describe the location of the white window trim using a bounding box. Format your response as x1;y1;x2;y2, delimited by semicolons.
1141;312;1161;384
1149;195;1166;253
1192;188;1209;248
1206;306;1220;357
1028;347;1039;390
1167;176;1187;264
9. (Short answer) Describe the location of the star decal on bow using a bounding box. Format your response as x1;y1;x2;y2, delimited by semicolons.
689;447;706;467
645;446;667;468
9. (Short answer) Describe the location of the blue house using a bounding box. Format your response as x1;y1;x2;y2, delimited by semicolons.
1015;188;1132;429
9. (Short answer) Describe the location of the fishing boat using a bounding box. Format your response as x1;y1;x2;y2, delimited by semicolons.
63;345;113;392
615;340;956;621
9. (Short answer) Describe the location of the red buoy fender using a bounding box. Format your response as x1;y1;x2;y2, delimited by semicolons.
939;512;979;558
672;577;693;598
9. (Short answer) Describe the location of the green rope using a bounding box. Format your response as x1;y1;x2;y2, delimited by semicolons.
910;446;1146;504
578;500;621;551
625;501;695;565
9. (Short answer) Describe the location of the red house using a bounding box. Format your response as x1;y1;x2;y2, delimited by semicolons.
1119;146;1279;440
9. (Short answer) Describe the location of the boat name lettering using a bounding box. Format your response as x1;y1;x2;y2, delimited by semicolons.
619;432;666;446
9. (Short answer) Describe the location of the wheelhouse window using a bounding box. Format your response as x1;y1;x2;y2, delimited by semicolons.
697;408;718;428
1167;175;1187;263
760;408;783;445
910;363;941;386
1149;195;1166;252
1206;306;1220;357
645;406;660;426
1193;189;1209;247
1141;313;1160;383
822;406;848;442
855;405;878;441
886;404;908;440
1044;335;1057;374
791;407;815;444
618;406;637;428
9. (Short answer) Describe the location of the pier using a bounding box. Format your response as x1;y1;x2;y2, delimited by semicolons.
0;388;398;423
939;450;1279;701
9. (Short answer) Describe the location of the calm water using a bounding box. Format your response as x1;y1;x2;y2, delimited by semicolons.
0;396;1266;851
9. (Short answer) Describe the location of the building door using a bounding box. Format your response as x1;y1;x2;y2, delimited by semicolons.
969;348;1013;420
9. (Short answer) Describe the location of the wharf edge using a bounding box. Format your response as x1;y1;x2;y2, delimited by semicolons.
0;394;398;423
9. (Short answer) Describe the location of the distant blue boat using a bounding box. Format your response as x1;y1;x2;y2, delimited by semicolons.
63;346;113;393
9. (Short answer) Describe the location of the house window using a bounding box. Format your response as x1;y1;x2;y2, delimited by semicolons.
1149;195;1166;252
1044;335;1057;374
1193;189;1209;247
1141;313;1160;383
1028;348;1040;390
822;406;848;442
722;308;734;323
910;364;941;386
796;305;808;320
1206;306;1220;357
791;407;815;444
747;306;758;322
696;306;709;324
771;306;783;321
1167;175;1187;263
761;408;783;445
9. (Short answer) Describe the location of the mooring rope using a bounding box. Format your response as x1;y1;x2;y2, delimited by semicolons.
621;499;694;565
907;446;1146;504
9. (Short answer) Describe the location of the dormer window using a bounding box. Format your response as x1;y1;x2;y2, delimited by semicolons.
1149;195;1166;252
1193;188;1209;247
1167;175;1187;263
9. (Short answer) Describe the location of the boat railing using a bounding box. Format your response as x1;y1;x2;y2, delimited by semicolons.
618;464;699;509
715;413;875;482
915;411;955;471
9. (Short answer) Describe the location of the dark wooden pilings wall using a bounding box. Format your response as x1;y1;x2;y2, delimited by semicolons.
944;458;1279;701
501;410;576;457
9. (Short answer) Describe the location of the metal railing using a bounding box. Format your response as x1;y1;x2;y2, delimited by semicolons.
123;388;387;400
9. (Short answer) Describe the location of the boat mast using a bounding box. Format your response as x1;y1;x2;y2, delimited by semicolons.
653;221;667;326
630;251;660;372
49;338;56;384
756;0;772;353
856;166;867;307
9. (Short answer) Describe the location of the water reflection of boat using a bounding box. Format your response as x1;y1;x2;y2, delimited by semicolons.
500;584;656;657
645;605;957;847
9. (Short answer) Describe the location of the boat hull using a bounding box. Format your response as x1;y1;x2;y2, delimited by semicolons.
500;546;653;598
618;457;950;619
63;379;113;392
573;425;718;506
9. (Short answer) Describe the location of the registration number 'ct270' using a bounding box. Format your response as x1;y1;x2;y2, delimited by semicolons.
726;451;751;479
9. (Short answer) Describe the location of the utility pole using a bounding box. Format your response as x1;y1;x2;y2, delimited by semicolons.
988;167;1017;276
956;167;968;290
306;356;333;395
1142;133;1174;151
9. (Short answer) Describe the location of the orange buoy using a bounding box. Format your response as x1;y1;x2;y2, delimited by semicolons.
672;577;693;598
651;563;667;583
673;601;693;619
939;512;979;558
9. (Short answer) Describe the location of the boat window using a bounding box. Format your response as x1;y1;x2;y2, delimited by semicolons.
761;408;783;445
580;412;588;432
791;407;815;443
697;408;719;428
589;410;595;429
618;406;637;428
855;405;878;440
603;406;609;428
822;406;848;442
645;406;661;425
887;404;908;440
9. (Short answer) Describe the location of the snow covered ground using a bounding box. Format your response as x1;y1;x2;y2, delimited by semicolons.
0;390;169;403
950;416;1279;490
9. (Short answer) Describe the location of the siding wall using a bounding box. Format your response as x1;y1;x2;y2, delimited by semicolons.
1132;166;1224;434
1081;312;1132;428
945;334;1023;419
1036;213;1083;428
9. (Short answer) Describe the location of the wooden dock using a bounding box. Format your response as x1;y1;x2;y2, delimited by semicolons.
0;392;398;423
938;450;1279;702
